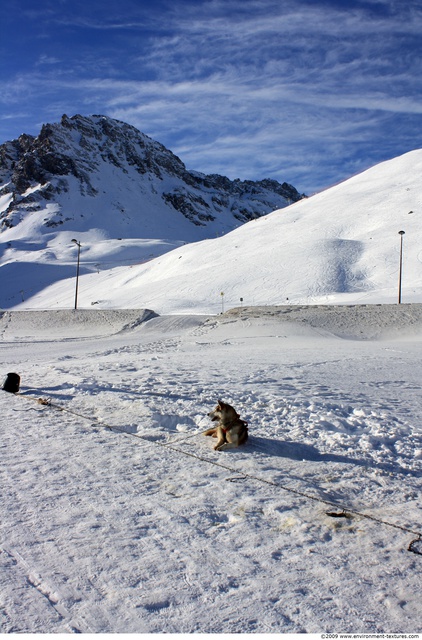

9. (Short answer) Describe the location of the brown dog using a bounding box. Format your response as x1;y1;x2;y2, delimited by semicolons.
204;400;248;451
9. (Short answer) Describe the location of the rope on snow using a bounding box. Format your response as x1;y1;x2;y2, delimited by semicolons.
4;389;422;556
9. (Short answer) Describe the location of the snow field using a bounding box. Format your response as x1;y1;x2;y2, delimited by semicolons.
1;308;421;633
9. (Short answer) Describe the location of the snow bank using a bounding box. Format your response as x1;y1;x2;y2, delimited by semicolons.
2;303;422;342
0;308;157;340
226;303;422;340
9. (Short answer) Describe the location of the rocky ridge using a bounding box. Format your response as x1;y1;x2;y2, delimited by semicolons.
0;114;305;237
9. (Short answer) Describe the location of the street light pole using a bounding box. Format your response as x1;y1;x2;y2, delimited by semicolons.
71;239;81;310
398;231;405;304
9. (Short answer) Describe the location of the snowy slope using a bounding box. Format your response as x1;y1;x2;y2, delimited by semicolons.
1;306;422;633
0;115;303;309
4;148;421;313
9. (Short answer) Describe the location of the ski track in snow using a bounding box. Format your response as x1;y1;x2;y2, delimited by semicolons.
1;308;422;633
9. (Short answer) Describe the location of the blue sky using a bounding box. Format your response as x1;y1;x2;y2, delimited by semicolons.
1;0;422;193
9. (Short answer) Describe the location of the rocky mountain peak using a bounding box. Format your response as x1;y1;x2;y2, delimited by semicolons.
0;114;305;237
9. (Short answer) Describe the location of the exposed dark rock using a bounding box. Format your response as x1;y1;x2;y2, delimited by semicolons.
0;114;305;232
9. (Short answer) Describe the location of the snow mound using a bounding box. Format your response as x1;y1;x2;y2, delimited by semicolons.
225;303;422;340
0;309;157;340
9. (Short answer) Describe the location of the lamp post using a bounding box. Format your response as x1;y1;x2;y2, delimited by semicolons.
398;231;405;304
71;239;81;310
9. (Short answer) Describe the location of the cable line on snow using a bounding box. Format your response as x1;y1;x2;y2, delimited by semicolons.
7;389;422;556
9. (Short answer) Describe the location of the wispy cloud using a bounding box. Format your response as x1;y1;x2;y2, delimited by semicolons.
36;54;61;66
1;0;422;192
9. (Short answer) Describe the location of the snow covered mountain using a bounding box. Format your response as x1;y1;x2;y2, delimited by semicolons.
0;113;303;240
0;114;305;308
2;147;420;313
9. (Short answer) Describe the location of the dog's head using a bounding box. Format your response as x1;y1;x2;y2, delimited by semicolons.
208;399;239;423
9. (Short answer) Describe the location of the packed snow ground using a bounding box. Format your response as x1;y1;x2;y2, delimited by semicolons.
1;305;422;633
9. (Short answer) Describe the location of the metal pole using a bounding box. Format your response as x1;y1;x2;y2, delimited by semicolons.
398;231;405;304
72;239;81;310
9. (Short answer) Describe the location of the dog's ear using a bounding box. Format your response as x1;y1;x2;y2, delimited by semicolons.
217;399;225;407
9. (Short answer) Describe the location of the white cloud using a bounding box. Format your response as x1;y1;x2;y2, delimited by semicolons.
36;54;61;65
1;0;422;192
